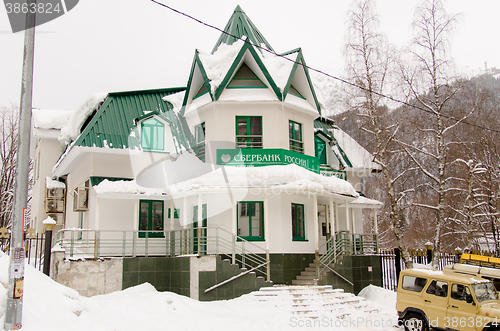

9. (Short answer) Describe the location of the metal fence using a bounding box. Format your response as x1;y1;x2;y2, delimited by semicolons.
0;232;46;272
380;248;460;291
381;249;459;291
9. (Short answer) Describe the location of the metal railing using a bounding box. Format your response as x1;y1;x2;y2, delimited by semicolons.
53;226;270;280
317;231;378;276
235;135;263;149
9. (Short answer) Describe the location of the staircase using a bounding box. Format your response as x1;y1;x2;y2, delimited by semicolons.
252;285;378;319
292;261;323;285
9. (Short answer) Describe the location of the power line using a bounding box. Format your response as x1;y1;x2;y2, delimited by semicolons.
149;0;500;135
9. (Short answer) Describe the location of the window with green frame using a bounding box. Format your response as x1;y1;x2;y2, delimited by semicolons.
141;118;165;151
195;122;206;161
237;201;264;241
291;203;305;241
236;116;262;149
139;200;164;238
288;85;306;99
289;120;303;153
227;63;267;88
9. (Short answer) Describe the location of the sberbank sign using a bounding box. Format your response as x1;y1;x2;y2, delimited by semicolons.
217;149;319;173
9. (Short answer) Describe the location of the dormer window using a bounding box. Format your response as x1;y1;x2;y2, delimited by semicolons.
141;117;165;151
228;63;266;88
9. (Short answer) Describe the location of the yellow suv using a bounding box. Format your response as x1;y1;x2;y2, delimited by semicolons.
397;268;500;331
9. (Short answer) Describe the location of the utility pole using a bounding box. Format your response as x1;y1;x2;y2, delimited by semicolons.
5;1;36;330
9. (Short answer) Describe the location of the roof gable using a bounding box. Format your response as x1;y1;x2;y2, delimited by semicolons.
214;43;282;100
282;49;322;114
212;5;274;54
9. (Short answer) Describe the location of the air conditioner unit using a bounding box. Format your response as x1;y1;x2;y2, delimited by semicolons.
73;187;89;212
45;198;64;213
46;187;64;198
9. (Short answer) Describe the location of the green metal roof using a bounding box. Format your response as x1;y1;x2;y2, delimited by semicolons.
72;87;194;153
212;5;274;54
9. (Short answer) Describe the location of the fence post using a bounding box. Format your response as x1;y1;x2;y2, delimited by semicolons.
395;247;401;286
425;242;433;264
42;221;55;276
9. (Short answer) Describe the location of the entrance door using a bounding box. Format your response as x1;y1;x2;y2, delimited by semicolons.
193;205;207;255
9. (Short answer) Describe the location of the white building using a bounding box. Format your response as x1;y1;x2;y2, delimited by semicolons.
30;6;383;299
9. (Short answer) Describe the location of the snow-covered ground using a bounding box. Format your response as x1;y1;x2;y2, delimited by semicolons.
0;252;402;330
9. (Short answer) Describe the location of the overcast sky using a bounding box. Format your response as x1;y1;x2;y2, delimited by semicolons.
1;0;499;112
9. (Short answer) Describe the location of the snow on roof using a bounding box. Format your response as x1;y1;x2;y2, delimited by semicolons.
170;163;358;197
93;179;167;196
198;39;245;95
59;92;108;145
333;126;381;171
46;177;66;189
32;108;73;130
162;91;185;114
43;216;57;225
350;196;383;208
260;50;296;91
96;153;358;198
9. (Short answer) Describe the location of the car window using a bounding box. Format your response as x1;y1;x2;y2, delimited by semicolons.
402;275;428;292
451;283;471;301
472;282;499;303
426;280;448;297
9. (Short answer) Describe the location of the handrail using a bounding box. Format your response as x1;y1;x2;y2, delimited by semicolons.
204;261;270;293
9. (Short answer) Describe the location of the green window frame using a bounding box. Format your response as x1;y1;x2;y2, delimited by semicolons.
141;118;165;151
236;116;262;149
139;200;164;238
291;203;306;241
237;201;264;241
193;84;209;99
195;122;206;161
227;63;267;89
288;85;306;99
289;120;303;153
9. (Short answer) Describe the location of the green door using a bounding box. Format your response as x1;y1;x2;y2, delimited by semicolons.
315;136;327;164
139;200;164;238
193;205;207;255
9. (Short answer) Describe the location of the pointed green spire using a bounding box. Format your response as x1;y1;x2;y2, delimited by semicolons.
211;5;274;54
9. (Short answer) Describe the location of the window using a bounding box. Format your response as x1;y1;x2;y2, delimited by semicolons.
194;84;209;99
141;118;164;151
139;200;164;238
237;202;264;241
227;63;266;88
402;276;428;292
426;280;448;297
236;116;262;149
289;121;303;153
288;85;305;99
291;203;305;241
195;122;206;161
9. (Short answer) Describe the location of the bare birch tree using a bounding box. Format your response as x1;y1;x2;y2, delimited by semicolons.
398;0;472;267
344;0;415;267
0;105;19;229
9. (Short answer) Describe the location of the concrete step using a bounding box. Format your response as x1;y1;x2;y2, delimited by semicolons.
291;280;319;286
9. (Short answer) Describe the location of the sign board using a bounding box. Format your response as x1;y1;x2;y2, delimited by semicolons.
216;148;319;173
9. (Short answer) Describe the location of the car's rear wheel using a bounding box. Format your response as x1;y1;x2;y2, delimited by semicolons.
403;313;428;331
